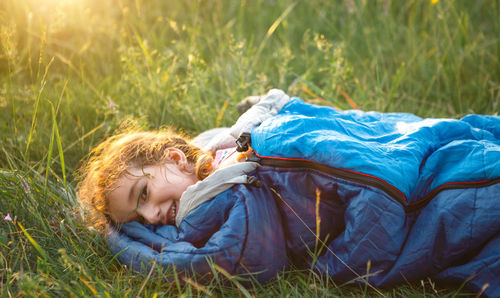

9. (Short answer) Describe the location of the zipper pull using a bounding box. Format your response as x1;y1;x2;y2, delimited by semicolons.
236;132;251;152
246;151;261;163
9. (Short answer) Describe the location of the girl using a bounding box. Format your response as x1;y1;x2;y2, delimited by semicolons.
77;90;500;296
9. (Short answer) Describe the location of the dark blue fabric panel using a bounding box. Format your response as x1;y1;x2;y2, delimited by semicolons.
312;181;408;282
380;184;500;297
255;167;348;267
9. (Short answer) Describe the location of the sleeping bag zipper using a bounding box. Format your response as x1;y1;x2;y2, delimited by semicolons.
236;133;500;213
405;177;500;212
248;152;500;213
247;151;408;206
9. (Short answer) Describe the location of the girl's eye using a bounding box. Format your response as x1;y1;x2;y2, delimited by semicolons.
140;185;148;201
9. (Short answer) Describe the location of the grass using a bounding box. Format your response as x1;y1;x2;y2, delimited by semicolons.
0;0;498;296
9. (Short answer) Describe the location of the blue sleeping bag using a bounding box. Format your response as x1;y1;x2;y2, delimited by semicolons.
108;97;500;296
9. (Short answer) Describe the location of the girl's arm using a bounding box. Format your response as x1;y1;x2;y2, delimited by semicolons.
196;89;291;153
229;89;290;140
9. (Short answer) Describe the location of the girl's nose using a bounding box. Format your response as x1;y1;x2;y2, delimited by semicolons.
139;204;162;225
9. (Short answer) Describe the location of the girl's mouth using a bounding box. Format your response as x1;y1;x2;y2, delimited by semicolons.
167;202;177;225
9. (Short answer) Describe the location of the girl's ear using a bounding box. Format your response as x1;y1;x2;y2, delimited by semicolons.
165;148;190;171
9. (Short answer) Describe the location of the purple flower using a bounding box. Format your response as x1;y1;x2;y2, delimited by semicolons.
109;101;115;108
3;213;17;221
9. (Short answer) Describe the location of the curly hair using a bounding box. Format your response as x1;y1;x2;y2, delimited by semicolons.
76;128;213;232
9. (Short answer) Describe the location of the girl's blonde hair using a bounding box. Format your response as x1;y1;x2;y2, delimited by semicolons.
76;128;213;232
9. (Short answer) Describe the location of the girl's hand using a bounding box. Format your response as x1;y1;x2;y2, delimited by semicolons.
236;95;261;115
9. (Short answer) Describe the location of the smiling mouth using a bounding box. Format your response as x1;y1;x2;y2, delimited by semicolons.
167;202;177;225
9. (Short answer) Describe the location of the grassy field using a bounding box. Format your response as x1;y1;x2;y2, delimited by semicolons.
0;0;499;296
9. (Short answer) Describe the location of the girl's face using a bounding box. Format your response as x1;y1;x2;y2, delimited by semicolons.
107;149;198;225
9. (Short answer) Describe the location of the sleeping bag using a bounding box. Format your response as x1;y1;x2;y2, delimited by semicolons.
108;90;500;296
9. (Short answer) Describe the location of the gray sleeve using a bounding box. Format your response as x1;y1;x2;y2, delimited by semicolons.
229;89;291;139
191;89;291;152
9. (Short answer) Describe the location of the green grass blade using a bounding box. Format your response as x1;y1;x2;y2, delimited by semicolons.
25;57;54;158
18;222;47;261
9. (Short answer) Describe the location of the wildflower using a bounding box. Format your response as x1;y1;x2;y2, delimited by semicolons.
431;0;439;4
109;101;115;108
4;213;16;221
